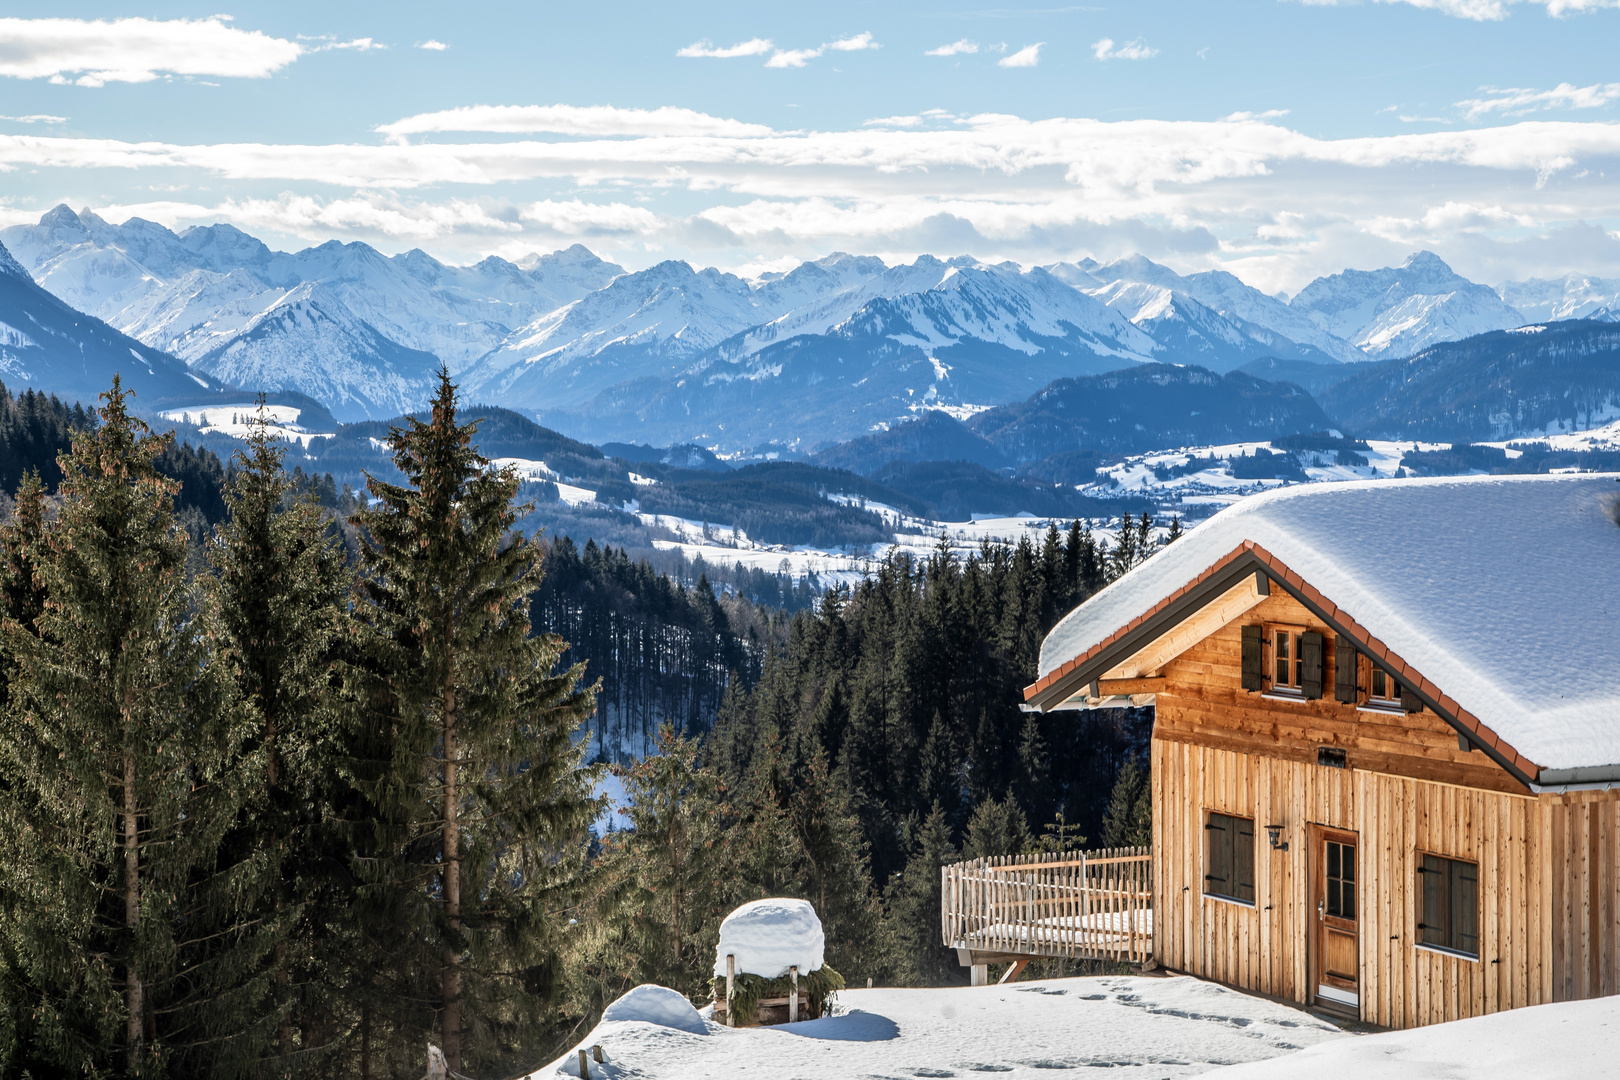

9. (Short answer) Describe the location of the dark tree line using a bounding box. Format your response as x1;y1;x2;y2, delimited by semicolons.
531;540;790;759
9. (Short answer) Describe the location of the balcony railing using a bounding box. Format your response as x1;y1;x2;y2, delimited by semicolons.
941;847;1153;965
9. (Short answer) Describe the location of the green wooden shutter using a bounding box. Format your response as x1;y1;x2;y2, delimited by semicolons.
1334;638;1358;703
1301;631;1324;699
1400;682;1423;713
1205;813;1231;895
1234;817;1256;903
1241;626;1263;692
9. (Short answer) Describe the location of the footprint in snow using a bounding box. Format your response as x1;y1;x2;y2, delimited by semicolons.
1014;986;1068;996
913;1070;955;1077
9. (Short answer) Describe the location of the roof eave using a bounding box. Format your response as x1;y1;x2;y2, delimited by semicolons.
1025;540;1544;791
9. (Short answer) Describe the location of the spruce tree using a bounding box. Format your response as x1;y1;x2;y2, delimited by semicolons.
1100;756;1152;849
0;379;252;1076
205;411;351;1075
349;371;597;1076
610;722;723;996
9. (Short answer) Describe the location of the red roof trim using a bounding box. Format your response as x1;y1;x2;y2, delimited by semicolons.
1023;540;1543;779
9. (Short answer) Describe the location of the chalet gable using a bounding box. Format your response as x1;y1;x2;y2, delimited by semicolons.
1026;475;1620;789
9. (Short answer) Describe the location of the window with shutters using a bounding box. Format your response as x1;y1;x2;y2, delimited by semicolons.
1369;663;1401;706
1264;624;1315;697
1204;811;1256;905
1358;654;1408;713
1417;854;1479;959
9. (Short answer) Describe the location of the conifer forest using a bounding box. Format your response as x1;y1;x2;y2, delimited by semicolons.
0;376;1166;1080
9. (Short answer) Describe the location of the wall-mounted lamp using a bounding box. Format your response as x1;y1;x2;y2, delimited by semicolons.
1265;824;1289;852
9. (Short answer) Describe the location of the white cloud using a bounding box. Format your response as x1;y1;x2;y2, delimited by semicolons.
1222;109;1291;121
766;47;823;68
863;115;924;127
304;37;387;52
417;40;448;51
13;110;1620;286
827;32;879;51
1458;82;1620;119
376;104;774;141
0;113;67;123
520;198;659;235
676;38;773;58
926;39;979;56
0;15;303;86
998;43;1043;67
1298;0;1620;19
1091;37;1158;61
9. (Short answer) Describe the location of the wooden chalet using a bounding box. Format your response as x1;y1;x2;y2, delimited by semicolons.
948;474;1620;1028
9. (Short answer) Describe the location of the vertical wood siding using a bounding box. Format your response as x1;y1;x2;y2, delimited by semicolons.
1152;739;1620;1028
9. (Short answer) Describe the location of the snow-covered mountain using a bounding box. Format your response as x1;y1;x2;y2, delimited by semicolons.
544;260;1163;449
0;238;231;407
1498;273;1620;322
10;204;1615;448
191;281;443;421
1288;251;1526;359
0;206;623;407
1053;255;1366;365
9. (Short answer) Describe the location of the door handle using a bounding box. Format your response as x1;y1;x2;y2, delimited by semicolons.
1318;899;1325;921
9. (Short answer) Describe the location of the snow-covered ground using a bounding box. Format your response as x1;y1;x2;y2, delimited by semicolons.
1091;439;1448;513
1206;994;1620;1080
643;506;1138;592
157;403;332;447
533;975;1347;1079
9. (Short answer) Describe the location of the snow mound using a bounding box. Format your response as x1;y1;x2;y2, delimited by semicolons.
598;984;708;1035
712;898;825;979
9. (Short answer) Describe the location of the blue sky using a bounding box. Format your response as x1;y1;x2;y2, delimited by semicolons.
1;1;1618;289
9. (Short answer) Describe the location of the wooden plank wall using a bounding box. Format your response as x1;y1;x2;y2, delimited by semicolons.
1149;592;1620;1029
1155;740;1620;1027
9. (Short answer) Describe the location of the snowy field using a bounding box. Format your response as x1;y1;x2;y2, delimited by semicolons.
157;403;331;446
533;975;1348;1079
1204;993;1620;1080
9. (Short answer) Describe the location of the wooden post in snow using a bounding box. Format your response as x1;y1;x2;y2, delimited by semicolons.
577;1048;590;1078
789;965;799;1022
726;954;736;1027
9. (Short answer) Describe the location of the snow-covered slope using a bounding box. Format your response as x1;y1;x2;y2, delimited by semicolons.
1207;993;1620;1079
0;205;623;408
0;238;231;406
1498;272;1620;322
535;975;1346;1078
192;281;442;421
1071;255;1366;365
1290;251;1526;359
543;260;1163;450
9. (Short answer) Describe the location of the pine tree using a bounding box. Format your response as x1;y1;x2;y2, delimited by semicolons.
963;793;1033;859
0;378;254;1076
1100;755;1152;849
0;469;48;708
349;370;597;1076
609;722;723;996
205;410;351;1074
883;803;959;986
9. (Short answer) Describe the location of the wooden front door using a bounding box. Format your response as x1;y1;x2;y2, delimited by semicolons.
1314;828;1359;1012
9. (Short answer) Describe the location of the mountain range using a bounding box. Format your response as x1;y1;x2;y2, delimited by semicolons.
3;205;1618;449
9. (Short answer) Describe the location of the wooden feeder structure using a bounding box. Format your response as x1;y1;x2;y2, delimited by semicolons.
710;897;837;1027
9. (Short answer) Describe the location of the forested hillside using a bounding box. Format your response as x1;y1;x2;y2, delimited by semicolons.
0;373;1168;1080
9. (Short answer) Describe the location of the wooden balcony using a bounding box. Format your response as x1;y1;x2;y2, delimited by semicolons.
941;847;1153;978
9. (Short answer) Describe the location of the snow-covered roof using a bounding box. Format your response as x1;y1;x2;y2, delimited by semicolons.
1035;475;1620;776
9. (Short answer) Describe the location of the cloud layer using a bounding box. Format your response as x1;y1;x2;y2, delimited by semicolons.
376;104;774;140
0;16;304;86
11;109;1620;289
